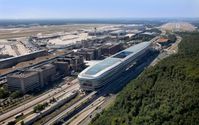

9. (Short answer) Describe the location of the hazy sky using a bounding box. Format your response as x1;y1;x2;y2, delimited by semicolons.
0;0;198;19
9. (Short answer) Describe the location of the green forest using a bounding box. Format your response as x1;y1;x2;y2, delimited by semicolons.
90;32;199;125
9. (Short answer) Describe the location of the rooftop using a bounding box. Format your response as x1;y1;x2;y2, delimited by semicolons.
113;51;133;59
157;38;169;43
85;58;121;75
9;71;38;78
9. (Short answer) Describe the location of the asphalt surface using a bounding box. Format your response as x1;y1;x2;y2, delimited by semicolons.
44;91;96;125
0;79;79;125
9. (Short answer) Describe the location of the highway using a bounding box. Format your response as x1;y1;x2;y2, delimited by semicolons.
18;91;78;125
44;91;96;125
68;97;105;125
77;95;115;125
0;79;80;125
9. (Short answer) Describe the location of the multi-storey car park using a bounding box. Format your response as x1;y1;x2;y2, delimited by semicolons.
78;41;152;91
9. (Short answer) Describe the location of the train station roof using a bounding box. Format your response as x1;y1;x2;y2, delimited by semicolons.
79;42;151;77
85;58;121;75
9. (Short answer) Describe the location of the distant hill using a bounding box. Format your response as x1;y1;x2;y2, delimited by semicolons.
90;32;199;125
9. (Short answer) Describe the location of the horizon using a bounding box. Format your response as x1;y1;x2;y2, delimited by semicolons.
0;17;198;27
0;17;199;20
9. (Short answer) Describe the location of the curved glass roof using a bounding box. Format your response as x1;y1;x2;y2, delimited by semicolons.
113;51;133;58
81;42;151;76
85;58;120;75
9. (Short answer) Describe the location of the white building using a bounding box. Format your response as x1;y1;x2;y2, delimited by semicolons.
78;42;152;91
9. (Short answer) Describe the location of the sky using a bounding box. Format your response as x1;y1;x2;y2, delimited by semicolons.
0;0;198;19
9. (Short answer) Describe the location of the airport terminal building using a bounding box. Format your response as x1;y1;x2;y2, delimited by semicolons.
78;41;152;91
